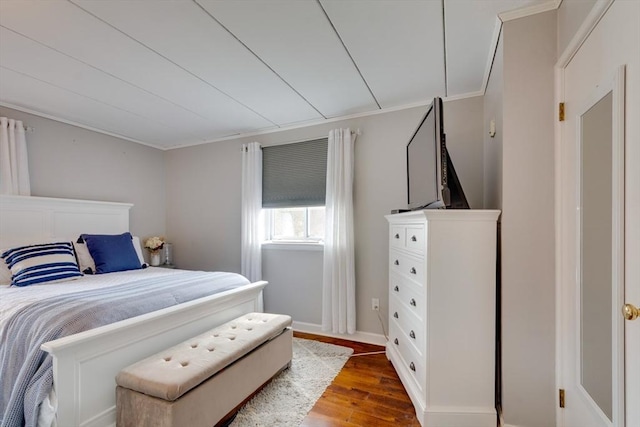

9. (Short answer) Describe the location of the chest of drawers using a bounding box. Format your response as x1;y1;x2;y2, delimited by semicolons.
385;210;500;427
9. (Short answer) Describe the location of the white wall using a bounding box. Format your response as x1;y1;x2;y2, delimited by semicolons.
443;95;484;209
165;97;484;335
0;106;166;250
483;33;503;210
501;10;557;427
557;0;598;56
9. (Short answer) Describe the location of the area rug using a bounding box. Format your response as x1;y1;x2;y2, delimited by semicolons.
230;337;354;426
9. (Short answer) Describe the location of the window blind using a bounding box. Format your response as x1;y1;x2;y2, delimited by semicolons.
262;138;328;208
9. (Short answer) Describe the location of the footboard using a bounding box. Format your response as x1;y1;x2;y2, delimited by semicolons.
41;281;267;427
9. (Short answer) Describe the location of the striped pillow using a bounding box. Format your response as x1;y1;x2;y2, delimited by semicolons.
1;242;83;287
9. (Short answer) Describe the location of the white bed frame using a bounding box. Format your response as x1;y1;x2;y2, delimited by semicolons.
0;195;266;427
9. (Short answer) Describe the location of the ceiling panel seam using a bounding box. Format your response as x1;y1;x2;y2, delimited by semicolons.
441;0;448;98
316;0;380;110
483;23;503;95
67;0;278;127
192;0;326;120
0;64;187;137
0;23;216;125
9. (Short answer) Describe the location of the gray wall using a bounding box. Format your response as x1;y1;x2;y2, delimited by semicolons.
0;106;166;253
165;96;484;335
501;11;557;427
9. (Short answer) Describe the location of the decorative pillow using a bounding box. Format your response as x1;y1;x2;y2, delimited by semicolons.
80;232;142;274
1;242;83;287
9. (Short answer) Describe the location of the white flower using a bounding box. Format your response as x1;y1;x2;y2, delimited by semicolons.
144;236;165;252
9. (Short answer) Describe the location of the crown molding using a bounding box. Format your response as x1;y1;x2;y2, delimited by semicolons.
498;0;561;22
0;101;162;150
555;0;615;68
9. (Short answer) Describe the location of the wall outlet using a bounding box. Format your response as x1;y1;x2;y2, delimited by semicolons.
372;298;380;311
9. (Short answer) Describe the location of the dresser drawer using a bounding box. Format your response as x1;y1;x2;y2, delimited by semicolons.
390;225;406;249
389;320;426;395
390;251;425;286
389;272;425;322
405;225;425;253
390;292;425;355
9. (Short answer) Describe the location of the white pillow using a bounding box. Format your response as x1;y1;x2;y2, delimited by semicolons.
0;257;11;287
73;241;96;274
132;236;147;267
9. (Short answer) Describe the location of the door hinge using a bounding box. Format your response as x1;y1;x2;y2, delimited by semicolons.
559;389;565;408
559;102;565;121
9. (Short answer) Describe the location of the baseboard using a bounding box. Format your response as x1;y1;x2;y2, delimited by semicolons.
292;321;387;346
424;406;497;427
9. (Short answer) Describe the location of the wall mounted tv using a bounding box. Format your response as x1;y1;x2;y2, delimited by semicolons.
406;97;469;210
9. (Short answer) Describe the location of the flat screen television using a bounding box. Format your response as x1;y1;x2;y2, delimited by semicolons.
406;97;469;210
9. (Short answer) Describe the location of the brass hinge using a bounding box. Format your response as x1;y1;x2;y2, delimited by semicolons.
559;102;565;121
559;389;565;408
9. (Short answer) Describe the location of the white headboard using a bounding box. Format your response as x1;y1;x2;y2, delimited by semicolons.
0;195;132;246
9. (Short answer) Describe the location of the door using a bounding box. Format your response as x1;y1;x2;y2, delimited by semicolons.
558;2;640;426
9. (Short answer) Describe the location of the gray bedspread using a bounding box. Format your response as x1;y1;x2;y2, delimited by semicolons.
0;271;250;427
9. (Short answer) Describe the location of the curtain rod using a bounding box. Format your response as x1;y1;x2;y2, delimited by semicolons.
0;118;35;132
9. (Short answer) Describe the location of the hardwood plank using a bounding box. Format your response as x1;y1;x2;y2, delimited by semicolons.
295;332;420;426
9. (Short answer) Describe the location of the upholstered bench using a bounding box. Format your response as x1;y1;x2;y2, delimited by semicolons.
115;312;293;427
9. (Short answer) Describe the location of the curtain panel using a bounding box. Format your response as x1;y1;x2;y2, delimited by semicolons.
322;128;356;334
241;142;263;282
0;117;30;196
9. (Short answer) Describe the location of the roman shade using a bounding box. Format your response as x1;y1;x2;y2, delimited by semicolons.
262;138;328;208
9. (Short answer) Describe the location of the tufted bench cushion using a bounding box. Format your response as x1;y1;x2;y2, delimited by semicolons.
116;312;291;401
115;312;292;427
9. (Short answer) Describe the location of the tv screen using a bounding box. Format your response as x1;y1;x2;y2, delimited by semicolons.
406;97;469;210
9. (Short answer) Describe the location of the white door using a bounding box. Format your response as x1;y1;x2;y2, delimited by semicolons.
558;1;640;427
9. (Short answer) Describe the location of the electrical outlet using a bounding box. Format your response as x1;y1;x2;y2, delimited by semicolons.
372;298;380;311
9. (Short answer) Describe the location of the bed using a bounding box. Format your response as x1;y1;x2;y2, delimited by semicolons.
0;195;266;427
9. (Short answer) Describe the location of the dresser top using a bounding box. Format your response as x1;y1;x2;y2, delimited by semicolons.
385;209;500;223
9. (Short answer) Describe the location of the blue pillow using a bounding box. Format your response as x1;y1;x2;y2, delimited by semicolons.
80;232;142;274
1;242;83;287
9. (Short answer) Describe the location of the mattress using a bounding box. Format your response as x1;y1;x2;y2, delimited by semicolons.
0;268;250;427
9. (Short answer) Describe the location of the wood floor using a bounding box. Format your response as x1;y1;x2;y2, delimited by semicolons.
295;332;421;427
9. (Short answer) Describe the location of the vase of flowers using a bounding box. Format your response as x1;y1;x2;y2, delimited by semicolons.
144;236;165;266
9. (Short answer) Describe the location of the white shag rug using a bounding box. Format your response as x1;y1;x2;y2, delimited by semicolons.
230;337;354;426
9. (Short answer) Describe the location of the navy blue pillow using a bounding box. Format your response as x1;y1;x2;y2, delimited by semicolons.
81;232;142;274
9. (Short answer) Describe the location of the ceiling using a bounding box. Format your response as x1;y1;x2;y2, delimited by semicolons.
0;0;548;150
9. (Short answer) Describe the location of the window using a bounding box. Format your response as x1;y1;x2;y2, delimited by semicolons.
262;138;327;243
269;206;325;241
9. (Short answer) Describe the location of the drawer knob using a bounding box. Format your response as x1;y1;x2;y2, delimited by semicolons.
394;260;400;266
394;233;400;239
410;298;416;307
409;362;416;372
411;235;417;242
410;267;417;275
393;311;399;319
394;338;399;345
393;285;399;292
409;330;416;339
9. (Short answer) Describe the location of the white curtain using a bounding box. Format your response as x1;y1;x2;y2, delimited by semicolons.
322;128;356;334
241;142;263;282
0;117;30;195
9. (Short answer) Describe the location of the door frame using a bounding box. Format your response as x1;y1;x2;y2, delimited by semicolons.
554;0;618;426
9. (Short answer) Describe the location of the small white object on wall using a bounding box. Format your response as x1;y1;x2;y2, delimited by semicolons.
489;119;497;138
